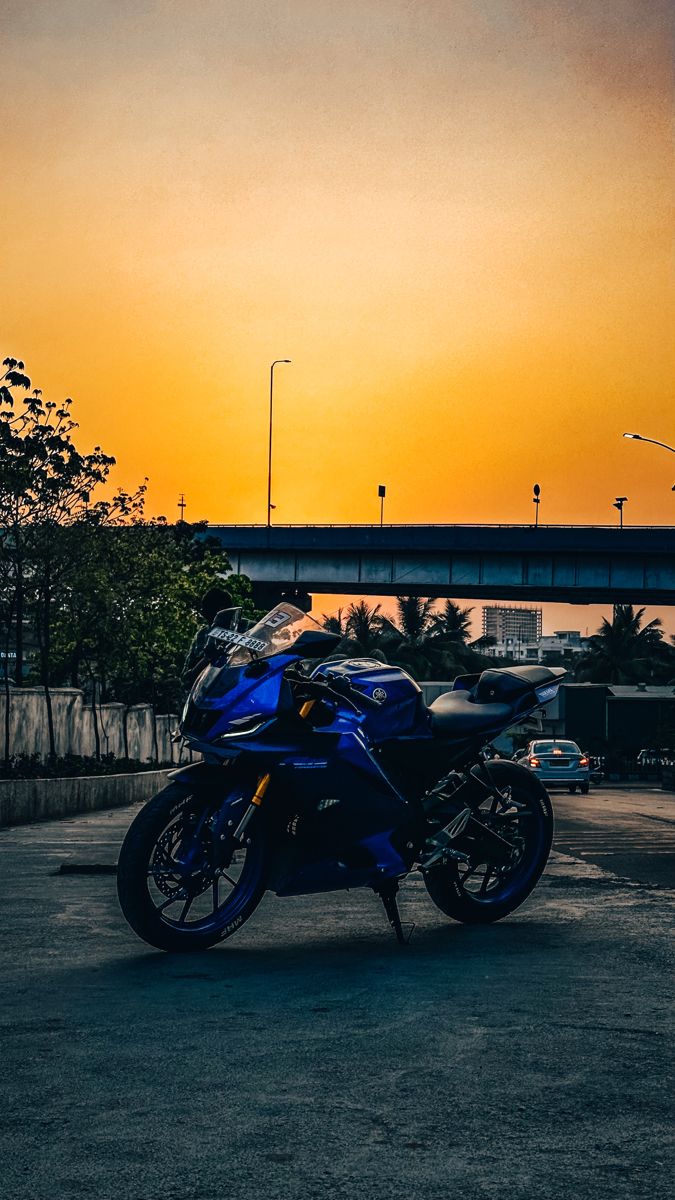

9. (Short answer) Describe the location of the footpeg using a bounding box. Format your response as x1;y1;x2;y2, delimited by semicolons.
419;845;470;871
419;808;473;871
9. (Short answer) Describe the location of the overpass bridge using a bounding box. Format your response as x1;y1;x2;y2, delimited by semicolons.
206;524;675;606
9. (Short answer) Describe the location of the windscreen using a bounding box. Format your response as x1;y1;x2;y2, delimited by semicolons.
205;602;321;666
189;603;323;708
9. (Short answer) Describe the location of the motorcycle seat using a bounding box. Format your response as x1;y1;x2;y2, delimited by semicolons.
428;690;513;737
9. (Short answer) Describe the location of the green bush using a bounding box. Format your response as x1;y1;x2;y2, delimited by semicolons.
0;753;162;780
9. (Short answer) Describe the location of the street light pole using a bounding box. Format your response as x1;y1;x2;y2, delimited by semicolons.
623;432;675;491
613;496;628;529
267;359;291;528
378;484;386;527
623;432;675;454
532;483;541;528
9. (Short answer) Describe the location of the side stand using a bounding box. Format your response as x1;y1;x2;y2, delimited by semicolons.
377;881;415;946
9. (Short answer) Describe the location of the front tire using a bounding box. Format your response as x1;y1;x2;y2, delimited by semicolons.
117;783;268;952
424;761;553;926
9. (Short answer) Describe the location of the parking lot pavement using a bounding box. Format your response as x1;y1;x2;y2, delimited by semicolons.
551;786;675;889
1;788;673;1200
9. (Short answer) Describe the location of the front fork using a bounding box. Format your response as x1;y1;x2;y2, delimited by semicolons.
232;698;316;843
232;771;272;841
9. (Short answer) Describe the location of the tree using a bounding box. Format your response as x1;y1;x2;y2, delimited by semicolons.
321;607;348;637
51;521;253;713
393;596;435;647
0;358;35;689
345;600;385;655
0;354;256;762
428;600;474;643
575;604;673;684
381;596;491;681
0;360;148;754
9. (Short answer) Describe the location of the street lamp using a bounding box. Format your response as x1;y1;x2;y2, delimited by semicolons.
267;359;291;527
532;483;541;528
623;432;675;490
378;484;386;527
613;496;628;529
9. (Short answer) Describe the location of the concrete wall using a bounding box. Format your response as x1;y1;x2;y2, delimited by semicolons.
0;768;172;827
0;687;181;764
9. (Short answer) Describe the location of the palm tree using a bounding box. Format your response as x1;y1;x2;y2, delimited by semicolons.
321;607;347;637
575;604;668;684
345;600;385;655
394;596;435;648
428;600;474;643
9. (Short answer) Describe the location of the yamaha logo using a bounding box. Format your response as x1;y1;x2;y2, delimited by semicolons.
372;687;387;702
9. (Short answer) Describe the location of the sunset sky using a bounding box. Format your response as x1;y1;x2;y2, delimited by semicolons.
2;1;673;630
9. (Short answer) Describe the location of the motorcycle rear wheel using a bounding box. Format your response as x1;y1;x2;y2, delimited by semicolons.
117;783;268;952
423;763;553;925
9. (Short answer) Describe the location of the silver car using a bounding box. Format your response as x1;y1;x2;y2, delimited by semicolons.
517;739;590;793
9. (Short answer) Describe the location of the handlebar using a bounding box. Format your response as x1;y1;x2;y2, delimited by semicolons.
287;671;384;713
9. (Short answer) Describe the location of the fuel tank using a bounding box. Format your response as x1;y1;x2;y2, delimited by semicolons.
320;658;428;741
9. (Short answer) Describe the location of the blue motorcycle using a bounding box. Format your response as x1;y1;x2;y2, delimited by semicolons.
117;603;564;951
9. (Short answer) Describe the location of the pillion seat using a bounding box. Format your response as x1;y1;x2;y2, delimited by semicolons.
429;690;513;737
428;665;565;739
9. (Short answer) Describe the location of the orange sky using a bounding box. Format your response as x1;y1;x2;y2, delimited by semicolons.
2;3;673;543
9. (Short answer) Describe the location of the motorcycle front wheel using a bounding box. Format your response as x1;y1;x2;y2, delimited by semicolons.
423;762;553;925
117;783;268;952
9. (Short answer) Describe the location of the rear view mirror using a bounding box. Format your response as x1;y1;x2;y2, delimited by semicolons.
213;607;241;630
291;630;342;658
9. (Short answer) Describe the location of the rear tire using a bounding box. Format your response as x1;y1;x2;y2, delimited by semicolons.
117;783;268;952
568;784;577;794
580;782;590;795
423;762;553;926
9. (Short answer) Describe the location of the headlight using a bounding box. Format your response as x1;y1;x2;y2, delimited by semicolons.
215;716;267;740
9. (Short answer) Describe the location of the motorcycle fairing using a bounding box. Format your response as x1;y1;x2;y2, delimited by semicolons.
266;729;417;896
318;659;429;742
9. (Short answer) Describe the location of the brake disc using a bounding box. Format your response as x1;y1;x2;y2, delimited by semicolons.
151;820;215;899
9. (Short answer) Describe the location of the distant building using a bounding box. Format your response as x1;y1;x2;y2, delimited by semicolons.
482;605;542;660
555;684;675;754
482;605;542;643
538;631;588;665
482;621;588;665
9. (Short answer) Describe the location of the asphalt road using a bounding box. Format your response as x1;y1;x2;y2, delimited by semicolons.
1;787;673;1200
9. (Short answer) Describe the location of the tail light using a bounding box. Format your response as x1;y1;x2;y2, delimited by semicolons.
579;756;589;766
529;756;540;767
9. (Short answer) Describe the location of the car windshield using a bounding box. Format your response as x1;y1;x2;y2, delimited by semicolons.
533;740;580;754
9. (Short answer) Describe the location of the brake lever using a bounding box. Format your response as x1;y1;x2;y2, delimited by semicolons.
288;671;383;714
327;679;383;712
